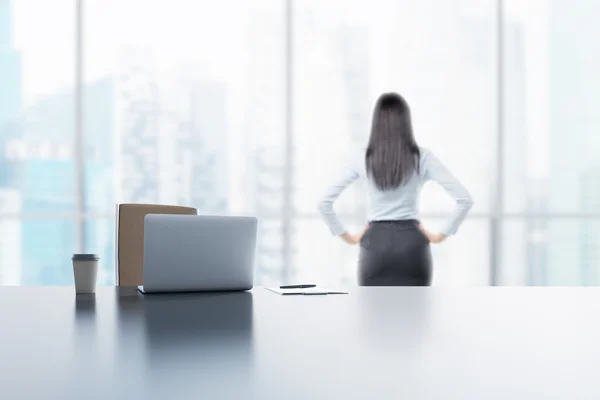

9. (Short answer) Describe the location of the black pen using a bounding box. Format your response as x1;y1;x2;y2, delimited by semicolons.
280;284;316;289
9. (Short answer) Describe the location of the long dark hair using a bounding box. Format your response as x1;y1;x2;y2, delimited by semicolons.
365;92;420;190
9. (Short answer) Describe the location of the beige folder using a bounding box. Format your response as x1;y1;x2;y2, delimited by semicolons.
115;204;197;286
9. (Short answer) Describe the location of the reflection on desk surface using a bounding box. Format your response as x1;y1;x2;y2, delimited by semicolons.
142;291;254;351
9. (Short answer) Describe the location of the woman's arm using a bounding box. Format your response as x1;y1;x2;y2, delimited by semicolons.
317;159;361;243
421;150;473;240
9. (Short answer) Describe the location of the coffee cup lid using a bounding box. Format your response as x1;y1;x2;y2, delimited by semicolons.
72;254;100;261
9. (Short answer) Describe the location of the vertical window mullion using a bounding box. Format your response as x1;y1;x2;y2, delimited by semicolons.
75;0;85;253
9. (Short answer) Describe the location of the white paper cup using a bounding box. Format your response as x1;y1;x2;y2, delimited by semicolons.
72;254;99;294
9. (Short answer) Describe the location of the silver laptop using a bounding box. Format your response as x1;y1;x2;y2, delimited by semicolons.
138;214;257;294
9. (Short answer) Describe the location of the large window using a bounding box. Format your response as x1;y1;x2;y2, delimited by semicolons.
0;0;598;286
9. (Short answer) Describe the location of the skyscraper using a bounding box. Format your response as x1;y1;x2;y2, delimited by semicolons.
181;81;229;213
21;157;77;285
0;0;22;283
159;69;229;212
246;8;286;285
12;92;77;285
502;18;549;285
0;0;21;187
116;48;160;204
0;0;78;284
2;77;114;285
547;0;600;285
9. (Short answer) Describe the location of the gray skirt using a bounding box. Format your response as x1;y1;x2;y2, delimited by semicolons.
358;220;433;286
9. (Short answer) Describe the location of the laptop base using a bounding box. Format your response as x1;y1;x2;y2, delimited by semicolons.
137;285;251;295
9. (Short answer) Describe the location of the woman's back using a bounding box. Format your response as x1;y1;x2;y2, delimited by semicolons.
319;147;472;237
364;147;424;223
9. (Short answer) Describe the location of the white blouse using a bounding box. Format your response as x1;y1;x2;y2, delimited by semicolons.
317;147;473;236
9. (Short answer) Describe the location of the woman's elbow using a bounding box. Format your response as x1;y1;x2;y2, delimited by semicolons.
316;199;331;215
460;195;474;210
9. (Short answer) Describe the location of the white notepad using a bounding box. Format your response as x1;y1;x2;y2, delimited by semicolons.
265;287;348;295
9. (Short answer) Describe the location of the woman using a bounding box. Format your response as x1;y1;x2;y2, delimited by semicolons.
317;92;473;286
